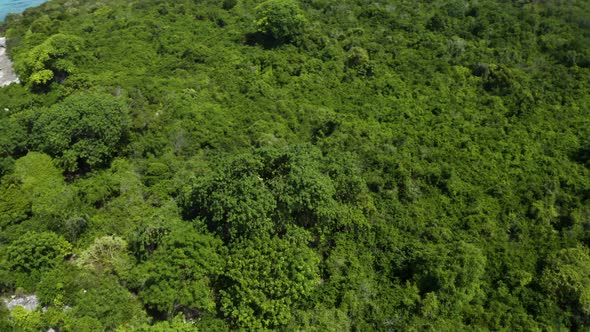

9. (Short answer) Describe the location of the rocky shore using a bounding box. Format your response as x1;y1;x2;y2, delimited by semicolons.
0;37;20;87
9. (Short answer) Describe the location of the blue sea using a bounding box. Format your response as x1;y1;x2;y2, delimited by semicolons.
0;0;47;22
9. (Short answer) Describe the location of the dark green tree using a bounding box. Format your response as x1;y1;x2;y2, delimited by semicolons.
179;145;350;242
31;93;130;172
179;153;276;242
255;0;307;44
132;223;224;320
71;274;147;330
541;246;590;324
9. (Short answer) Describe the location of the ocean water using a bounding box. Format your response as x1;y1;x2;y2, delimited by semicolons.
0;0;47;22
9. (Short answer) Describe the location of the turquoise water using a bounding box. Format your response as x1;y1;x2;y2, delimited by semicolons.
1;0;47;22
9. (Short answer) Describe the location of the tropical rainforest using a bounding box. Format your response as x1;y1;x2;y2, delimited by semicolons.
0;0;589;330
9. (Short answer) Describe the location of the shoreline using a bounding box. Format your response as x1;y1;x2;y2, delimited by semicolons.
0;37;20;87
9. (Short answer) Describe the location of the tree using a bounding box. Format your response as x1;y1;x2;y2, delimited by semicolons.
71;274;147;330
179;145;344;242
0;301;11;331
132;223;224;320
77;236;131;275
220;234;319;330
138;314;199;332
0;152;72;229
179;153;277;242
36;265;80;308
9;306;43;332
0;115;26;177
31;93;130;172
541;246;590;322
7;231;71;273
255;0;307;44
400;241;487;321
15;33;83;87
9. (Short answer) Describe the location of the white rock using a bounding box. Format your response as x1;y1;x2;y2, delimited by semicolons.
4;294;39;311
0;37;20;87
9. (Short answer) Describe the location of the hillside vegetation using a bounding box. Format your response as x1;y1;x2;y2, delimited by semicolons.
1;0;590;330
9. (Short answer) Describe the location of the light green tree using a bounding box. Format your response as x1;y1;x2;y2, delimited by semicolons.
77;236;131;275
220;234;319;330
135;314;199;332
0;152;72;227
10;306;43;332
15;33;82;86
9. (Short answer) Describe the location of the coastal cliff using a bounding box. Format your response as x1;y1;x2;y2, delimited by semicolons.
0;37;19;87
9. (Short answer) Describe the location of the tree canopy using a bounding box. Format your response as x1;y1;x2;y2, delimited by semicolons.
30;92;130;172
0;0;589;330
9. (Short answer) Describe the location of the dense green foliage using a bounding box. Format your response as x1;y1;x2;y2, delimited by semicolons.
0;0;589;330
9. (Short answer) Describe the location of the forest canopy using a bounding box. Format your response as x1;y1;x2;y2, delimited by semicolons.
0;0;589;330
